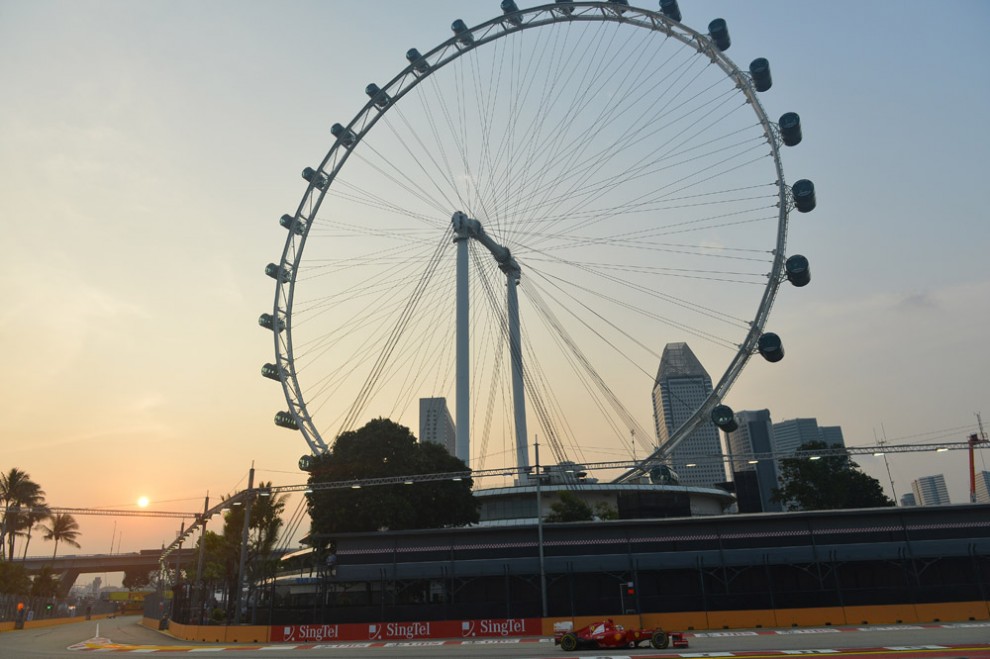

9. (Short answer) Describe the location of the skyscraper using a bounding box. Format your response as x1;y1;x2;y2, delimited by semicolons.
419;397;456;455
652;342;723;488
772;418;846;453
911;474;951;506
818;426;846;447
725;409;782;513
771;418;822;455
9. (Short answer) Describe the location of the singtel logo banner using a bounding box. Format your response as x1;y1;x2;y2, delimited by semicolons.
281;625;339;642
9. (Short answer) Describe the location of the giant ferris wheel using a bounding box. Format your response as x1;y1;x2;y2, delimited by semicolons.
260;0;816;482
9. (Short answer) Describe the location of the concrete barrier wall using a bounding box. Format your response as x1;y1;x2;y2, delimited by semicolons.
167;619;271;643
158;601;989;643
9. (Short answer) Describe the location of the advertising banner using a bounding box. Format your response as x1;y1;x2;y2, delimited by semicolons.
272;617;540;643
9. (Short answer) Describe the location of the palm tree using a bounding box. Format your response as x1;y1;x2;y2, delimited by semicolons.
0;468;47;560
41;513;81;561
19;504;52;558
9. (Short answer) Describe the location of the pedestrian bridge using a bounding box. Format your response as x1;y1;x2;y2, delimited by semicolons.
15;548;198;594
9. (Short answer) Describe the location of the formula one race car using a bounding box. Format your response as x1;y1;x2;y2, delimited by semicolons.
555;619;687;652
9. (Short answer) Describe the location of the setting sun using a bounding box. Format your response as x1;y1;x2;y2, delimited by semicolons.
137;496;150;508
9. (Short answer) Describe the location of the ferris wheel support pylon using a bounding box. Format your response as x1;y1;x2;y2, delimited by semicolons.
453;211;530;471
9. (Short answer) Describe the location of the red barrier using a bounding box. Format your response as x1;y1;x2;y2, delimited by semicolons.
271;617;541;643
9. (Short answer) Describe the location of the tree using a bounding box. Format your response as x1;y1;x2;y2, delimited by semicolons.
771;441;894;511
30;565;60;598
0;561;31;595
122;567;153;591
0;468;47;560
17;503;52;559
41;513;82;561
187;485;289;621
307;418;479;536
545;491;593;522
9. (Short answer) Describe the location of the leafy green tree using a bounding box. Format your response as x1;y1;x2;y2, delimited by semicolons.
30;565;59;597
0;468;47;560
189;484;289;619
307;418;479;535
771;441;894;511
41;512;82;561
545;490;593;522
0;561;31;594
593;501;619;520
122;567;153;591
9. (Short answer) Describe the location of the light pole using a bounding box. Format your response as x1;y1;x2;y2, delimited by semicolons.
535;439;547;617
234;466;255;624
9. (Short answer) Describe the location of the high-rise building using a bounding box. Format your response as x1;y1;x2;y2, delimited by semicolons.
818;426;846;447
419;397;456;455
725;409;782;513
973;471;990;504
911;474;951;506
772;418;846;453
771;418;822;454
652;342;723;488
900;492;917;507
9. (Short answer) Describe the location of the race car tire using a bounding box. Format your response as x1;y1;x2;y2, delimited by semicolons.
560;632;579;652
651;630;669;649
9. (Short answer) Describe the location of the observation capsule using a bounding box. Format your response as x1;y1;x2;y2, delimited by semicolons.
659;0;681;22
501;0;522;24
405;48;430;75
298;454;314;471
301;167;328;190
261;363;281;381
451;19;474;46
331;122;357;147
274;411;299;430
711;404;738;432
749;58;772;92
610;0;629;10
555;0;575;13
265;262;290;282
757;332;784;363
779;112;802;146
791;179;816;213
365;83;391;109
258;313;284;333
280;213;304;235
708;18;730;51
785;254;811;287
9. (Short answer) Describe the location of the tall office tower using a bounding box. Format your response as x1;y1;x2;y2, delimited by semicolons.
900;492;917;507
911;474;951;506
973;471;990;503
652;342;723;488
771;418;822;454
419;397;456;456
818;425;846;448
725;409;782;513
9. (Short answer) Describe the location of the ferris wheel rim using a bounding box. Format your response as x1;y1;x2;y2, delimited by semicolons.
269;1;795;467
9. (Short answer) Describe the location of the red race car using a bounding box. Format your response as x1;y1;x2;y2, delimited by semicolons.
555;619;686;652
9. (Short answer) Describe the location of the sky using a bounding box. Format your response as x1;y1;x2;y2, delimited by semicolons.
1;0;988;580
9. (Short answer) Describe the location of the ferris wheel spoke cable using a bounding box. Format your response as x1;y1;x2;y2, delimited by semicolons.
526;241;752;328
523;281;647;461
527;308;637;464
512;44;716;234
338;232;451;433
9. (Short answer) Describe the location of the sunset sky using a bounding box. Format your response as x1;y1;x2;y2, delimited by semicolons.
1;0;988;584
